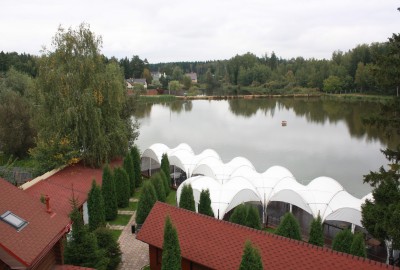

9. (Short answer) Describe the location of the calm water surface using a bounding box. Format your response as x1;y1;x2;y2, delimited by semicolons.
134;98;399;198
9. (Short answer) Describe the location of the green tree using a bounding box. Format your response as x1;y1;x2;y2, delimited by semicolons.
136;181;158;224
168;80;181;92
161;216;181;270
101;165;118;221
182;75;192;90
308;215;324;247
0;88;35;157
131;55;144;78
239;241;264;270
245;205;261;230
64;197;108;269
114;167;130;208
159;170;170;197
375;34;400;94
123;153;135;196
362;97;400;262
323;75;344;92
229;204;248;226
275;212;302;240
33;23;134;169
198;189;214;217
87;180;105;231
130;146;142;187
171;66;183;81
151;173;166;202
179;184;195;211
332;229;354;254
94;227;122;270
160;153;170;195
350;233;367;258
142;68;152;84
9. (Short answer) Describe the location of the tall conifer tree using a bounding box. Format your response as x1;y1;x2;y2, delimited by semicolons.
88;180;105;231
102;165;118;221
161;216;181;270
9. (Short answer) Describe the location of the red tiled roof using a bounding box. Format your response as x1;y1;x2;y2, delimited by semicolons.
0;179;68;267
24;160;122;217
137;202;397;270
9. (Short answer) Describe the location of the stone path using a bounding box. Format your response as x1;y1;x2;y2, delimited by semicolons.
117;212;149;270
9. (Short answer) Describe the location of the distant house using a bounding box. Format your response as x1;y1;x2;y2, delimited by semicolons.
151;72;161;81
137;202;393;270
185;72;197;83
126;78;147;90
0;179;69;270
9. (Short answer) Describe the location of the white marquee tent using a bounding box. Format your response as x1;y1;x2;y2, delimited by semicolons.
142;143;371;229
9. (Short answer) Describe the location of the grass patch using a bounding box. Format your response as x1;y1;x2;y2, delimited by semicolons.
120;200;138;211
108;214;132;226
142;266;150;270
132;186;142;200
110;229;122;240
263;227;276;234
166;189;176;206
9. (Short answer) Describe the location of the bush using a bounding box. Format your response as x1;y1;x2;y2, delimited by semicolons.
229;204;248;226
229;204;261;230
275;212;302;240
160;153;170;194
130;146;142;188
101;165;118;221
151;173;166;202
94;227;122;270
159;170;170;197
87;180;105;231
162;216;181;270
179;184;195;211
114;167;130;208
123;153;135;196
308;215;324;247
350;233;367;258
332;229;354;254
136;181;158;224
198;189;214;217
239;241;263;270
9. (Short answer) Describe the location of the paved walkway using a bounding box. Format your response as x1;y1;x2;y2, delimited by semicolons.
117;212;149;270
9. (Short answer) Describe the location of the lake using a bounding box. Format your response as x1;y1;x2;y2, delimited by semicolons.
134;97;399;199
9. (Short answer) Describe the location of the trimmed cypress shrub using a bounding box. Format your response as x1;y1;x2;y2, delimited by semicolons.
114;167;130;208
161;216;181;270
332;229;354;254
160;153;171;189
136;181;158;224
94;227;122;270
179;184;195;211
308;215;324;247
88;180;105;231
230;204;248;226
159;170;170;196
245;205;261;230
350;233;367;258
130;146;142;187
239;241;264;270
123;153;135;196
198;189;214;217
151;173;166;202
101;165;118;221
64;198;108;269
276;212;302;240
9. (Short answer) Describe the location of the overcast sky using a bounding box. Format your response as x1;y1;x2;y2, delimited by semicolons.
1;0;399;63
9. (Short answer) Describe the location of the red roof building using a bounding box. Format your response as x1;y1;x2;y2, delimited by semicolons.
0;179;69;270
137;202;398;270
24;160;122;218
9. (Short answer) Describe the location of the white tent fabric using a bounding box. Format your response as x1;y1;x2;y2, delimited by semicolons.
142;143;368;227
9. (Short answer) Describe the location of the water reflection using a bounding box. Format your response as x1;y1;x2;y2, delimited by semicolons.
134;98;399;198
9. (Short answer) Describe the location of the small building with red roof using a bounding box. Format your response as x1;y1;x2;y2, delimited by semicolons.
0;179;69;270
137;202;397;270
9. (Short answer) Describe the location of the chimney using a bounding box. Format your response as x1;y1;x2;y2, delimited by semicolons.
45;195;52;213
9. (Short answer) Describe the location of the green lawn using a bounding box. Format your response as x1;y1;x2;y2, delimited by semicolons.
108;214;132;226
166;190;176;206
120;200;138;211
110;229;122;240
142;265;150;270
263;227;276;234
